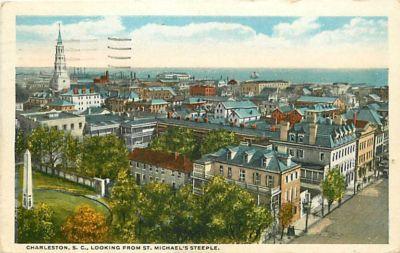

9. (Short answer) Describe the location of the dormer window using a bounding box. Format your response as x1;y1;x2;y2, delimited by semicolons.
289;133;296;142
227;151;232;160
244;153;249;163
298;134;304;143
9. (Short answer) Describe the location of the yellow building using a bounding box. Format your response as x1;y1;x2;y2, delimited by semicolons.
354;121;376;189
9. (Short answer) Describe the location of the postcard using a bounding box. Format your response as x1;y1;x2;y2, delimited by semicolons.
0;0;399;253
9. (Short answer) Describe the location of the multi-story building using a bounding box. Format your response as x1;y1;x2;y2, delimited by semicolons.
353;120;376;189
192;143;301;221
84;114;122;137
120;118;157;150
214;100;258;119
189;84;216;97
60;86;104;113
294;96;346;112
270;115;357;189
227;108;261;127
26;91;55;108
141;87;176;100
47;99;76;111
106;91;140;112
241;80;290;96
17;110;85;137
129;148;192;189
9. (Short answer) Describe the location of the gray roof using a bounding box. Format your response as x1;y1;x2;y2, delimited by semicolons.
280;119;357;148
297;96;338;104
344;107;383;126
197;144;298;173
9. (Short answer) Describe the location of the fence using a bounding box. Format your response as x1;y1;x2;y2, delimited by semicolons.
35;166;110;197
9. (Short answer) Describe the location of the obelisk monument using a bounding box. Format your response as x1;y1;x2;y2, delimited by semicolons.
22;149;33;209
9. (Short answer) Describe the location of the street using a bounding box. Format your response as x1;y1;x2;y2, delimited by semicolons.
291;179;388;244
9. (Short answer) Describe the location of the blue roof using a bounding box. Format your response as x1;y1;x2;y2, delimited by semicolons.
297;96;338;104
232;108;261;119
48;100;74;106
147;87;176;96
222;100;257;109
149;99;168;105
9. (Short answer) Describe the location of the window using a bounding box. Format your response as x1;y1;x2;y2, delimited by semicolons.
297;149;304;159
253;172;261;185
239;170;246;182
227;167;232;179
298;134;304;143
63;124;67;130
289;149;295;156
289;133;296;142
295;171;298;179
70;123;74;130
267;175;274;187
320;152;325;161
178;172;182;178
136;162;140;167
150;176;153;181
79;122;83;129
142;174;146;181
171;171;175;176
219;165;224;175
286;175;289;183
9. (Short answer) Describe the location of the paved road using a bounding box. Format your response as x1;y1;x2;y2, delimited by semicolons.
291;179;388;244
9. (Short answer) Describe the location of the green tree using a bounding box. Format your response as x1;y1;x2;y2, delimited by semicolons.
61;133;81;172
17;203;56;243
200;129;239;155
28;126;64;172
278;202;294;239
150;127;197;158
199;176;272;243
80;135;129;179
136;183;175;243
110;170;140;243
15;128;28;160
61;205;109;243
321;168;346;213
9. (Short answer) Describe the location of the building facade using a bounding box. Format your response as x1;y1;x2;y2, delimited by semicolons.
129;148;192;189
189;84;216;97
60;86;104;113
192;144;301;221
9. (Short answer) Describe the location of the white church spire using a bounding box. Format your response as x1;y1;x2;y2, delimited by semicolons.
50;23;70;92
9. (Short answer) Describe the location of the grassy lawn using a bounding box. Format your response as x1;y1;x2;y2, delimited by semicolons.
17;165;96;195
34;189;110;242
16;165;111;242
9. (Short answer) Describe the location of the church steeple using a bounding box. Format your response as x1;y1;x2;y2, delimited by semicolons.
50;23;70;92
57;23;62;44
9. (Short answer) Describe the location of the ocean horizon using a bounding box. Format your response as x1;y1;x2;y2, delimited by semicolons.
16;67;388;86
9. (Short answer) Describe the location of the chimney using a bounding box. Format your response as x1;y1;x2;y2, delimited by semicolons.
82;87;86;94
353;111;357;126
279;121;290;141
333;115;342;125
309;122;318;145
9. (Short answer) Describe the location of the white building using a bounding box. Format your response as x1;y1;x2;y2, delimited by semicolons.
227;108;261;126
214;100;258;119
60;86;104;113
50;24;71;92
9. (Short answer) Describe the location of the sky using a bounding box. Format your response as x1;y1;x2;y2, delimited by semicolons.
16;16;388;68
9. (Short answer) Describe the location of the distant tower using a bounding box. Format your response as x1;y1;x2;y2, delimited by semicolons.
50;23;70;92
22;149;33;210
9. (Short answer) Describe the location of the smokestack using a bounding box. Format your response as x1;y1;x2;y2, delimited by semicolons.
279;121;290;141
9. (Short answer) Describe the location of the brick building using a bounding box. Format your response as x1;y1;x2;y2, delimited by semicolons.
189;84;216;96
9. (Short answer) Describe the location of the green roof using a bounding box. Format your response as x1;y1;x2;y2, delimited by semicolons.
297;96;338;104
48;100;74;107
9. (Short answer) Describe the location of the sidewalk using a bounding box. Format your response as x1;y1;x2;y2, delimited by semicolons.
261;178;383;244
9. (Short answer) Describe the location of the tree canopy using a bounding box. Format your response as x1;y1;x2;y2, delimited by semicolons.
321;168;346;212
80;134;130;180
61;205;109;243
200;129;239;155
149;127;197;159
278;202;295;239
17;203;56;243
110;175;272;243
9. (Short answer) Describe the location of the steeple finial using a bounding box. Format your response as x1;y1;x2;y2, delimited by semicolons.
57;22;62;44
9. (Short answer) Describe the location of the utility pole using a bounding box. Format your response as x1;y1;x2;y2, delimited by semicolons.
272;203;276;244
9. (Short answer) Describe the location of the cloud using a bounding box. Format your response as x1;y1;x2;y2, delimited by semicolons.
309;17;387;47
273;17;320;39
17;16;125;41
16;16;388;68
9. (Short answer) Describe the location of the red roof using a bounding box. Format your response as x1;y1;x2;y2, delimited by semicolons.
128;148;193;173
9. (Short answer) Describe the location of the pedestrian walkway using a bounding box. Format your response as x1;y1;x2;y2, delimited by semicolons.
261;178;383;244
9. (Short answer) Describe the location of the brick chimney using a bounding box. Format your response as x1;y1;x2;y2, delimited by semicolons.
309;122;318;145
279;121;290;141
353;111;357;126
